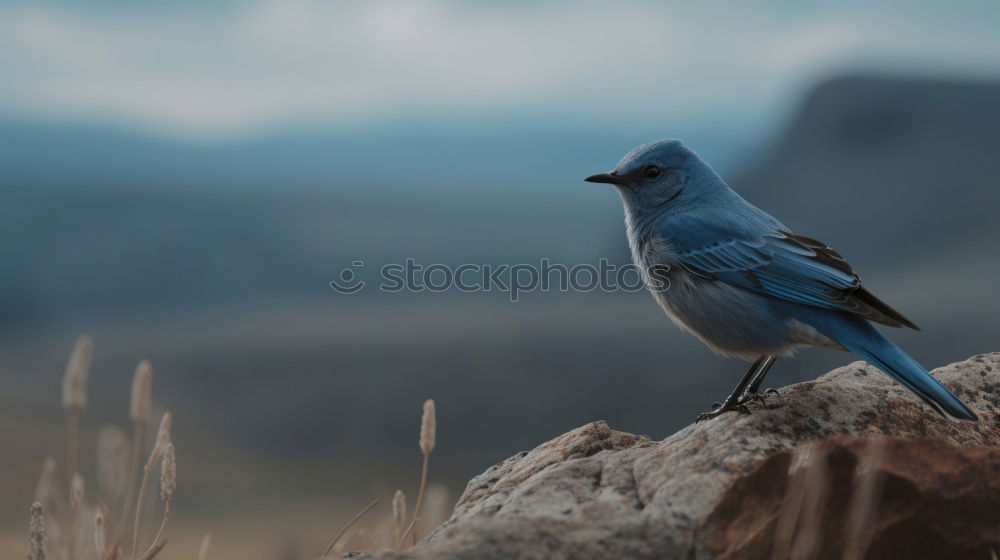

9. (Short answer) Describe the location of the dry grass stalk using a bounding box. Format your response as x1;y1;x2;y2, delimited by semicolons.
28;502;46;560
771;442;829;560
94;507;107;559
33;458;63;554
321;499;380;557
196;533;213;560
842;439;887;560
392;490;407;548
136;441;175;560
113;361;152;556
420;399;436;456
70;474;84;509
129;361;152;424
97;426;128;553
68;474;85;560
63;335;92;487
131;412;171;559
152;414;172;458
135;538;167;560
159;443;176;503
400;399;436;547
62;335;92;411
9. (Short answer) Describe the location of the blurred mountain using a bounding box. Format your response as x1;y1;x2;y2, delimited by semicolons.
0;117;752;327
737;74;1000;265
0;117;751;193
0;186;622;325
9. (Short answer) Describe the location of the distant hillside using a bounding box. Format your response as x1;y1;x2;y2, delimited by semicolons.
0;118;748;194
0;116;750;328
0;187;622;326
2;74;998;332
735;74;1000;265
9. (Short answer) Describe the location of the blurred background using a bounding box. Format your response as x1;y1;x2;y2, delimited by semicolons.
1;1;999;558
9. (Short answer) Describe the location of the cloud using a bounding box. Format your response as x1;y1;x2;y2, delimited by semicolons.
0;1;996;140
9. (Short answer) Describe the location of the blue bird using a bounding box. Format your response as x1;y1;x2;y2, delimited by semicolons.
585;139;978;422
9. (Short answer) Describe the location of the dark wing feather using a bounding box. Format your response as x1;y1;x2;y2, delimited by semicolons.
780;232;919;330
673;229;919;330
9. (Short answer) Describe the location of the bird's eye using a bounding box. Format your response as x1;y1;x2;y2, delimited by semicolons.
643;165;661;179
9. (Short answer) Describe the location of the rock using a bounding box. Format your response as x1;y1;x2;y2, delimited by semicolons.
703;437;1000;559
347;353;1000;559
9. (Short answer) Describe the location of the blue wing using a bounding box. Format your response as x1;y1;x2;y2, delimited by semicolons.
658;214;917;329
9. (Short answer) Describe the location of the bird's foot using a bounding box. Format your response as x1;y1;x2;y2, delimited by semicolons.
695;400;750;422
738;392;770;408
735;388;782;410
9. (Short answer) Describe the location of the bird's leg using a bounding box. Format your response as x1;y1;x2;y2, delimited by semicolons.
696;357;770;421
739;355;778;406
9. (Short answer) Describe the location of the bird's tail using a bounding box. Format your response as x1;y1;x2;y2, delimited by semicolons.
795;309;978;421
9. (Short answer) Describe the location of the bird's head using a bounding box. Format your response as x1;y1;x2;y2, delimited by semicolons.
585;138;719;216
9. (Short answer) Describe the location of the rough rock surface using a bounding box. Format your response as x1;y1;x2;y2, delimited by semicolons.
703;436;1000;559
348;353;1000;559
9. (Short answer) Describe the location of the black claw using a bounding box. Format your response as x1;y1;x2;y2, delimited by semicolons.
764;388;782;401
734;391;769;410
695;411;715;422
695;403;730;422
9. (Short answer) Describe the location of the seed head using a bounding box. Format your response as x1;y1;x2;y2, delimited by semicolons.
61;335;92;410
160;442;176;503
28;502;46;560
392;490;407;527
144;412;172;473
155;412;172;452
93;507;106;558
420;399;436;456
70;474;84;509
129;361;152;423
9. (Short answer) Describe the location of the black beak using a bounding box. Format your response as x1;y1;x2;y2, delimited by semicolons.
585;172;627;186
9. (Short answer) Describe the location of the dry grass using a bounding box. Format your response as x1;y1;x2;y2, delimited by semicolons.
22;336;455;560
24;338;176;560
131;412;172;559
113;361;152;559
28;502;45;560
391;490;406;547
398;399;436;548
62;335;92;498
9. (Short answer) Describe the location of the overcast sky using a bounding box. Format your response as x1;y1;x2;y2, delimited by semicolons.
1;1;998;141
